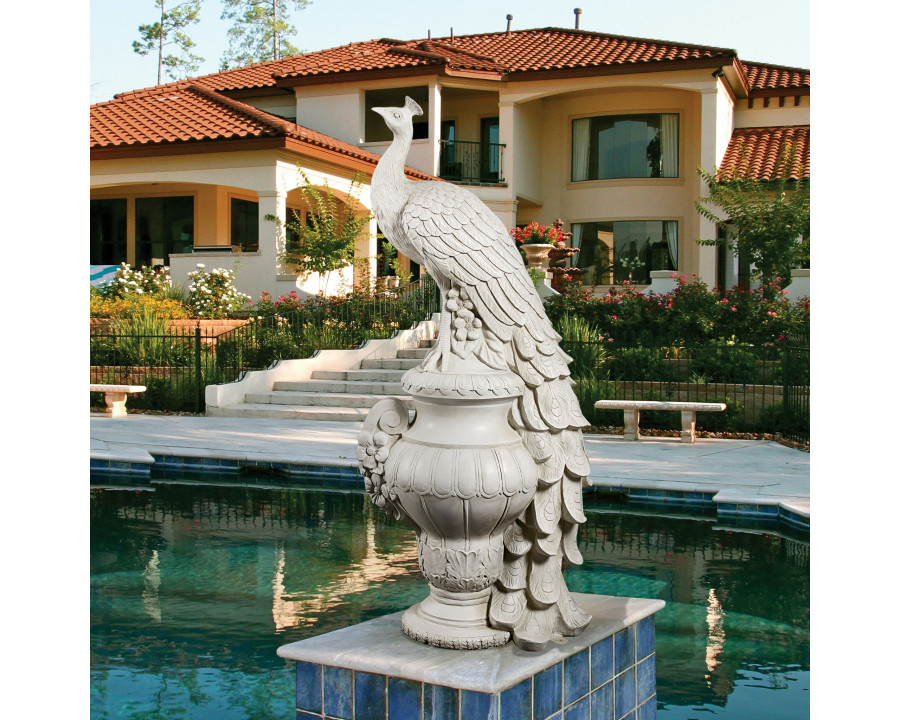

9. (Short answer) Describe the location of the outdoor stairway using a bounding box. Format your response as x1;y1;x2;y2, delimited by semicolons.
213;341;433;421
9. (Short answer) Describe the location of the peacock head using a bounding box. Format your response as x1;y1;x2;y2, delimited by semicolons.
372;96;423;138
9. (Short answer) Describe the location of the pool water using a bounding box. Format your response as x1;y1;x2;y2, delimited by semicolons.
90;482;809;719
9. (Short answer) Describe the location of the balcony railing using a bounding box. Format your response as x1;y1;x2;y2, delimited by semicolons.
438;140;506;185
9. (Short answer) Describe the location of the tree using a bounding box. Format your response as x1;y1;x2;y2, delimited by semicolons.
219;0;310;70
133;0;204;85
696;144;810;299
268;171;372;295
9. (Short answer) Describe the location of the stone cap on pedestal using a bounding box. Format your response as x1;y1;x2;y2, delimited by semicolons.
277;592;664;695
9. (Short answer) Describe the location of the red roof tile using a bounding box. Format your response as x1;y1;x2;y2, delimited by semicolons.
741;61;810;93
90;83;434;179
718;126;810;181
111;28;743;98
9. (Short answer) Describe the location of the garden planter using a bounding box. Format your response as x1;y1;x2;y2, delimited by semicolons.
522;243;555;269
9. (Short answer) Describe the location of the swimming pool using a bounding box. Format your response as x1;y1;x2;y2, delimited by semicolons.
90;481;809;719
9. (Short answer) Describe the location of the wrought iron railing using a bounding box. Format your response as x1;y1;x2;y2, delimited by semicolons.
560;341;808;440
89;275;441;413
439;140;506;184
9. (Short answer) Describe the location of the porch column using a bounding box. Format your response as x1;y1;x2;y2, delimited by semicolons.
429;81;442;177
258;189;287;291
698;80;734;285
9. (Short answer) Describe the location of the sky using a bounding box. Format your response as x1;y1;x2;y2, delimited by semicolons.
90;0;811;102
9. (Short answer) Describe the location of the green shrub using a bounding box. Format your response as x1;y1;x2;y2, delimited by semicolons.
556;314;609;380
187;264;251;318
690;338;759;384
696;395;746;433
608;347;672;382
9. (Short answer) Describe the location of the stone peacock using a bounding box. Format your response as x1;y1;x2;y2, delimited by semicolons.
370;96;592;651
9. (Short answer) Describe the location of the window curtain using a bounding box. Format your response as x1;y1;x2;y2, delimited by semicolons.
660;115;679;178
572;119;590;181
665;220;678;268
571;223;583;251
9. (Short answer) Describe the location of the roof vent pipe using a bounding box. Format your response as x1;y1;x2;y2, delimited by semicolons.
428;29;431;39
574;8;582;29
506;14;513;34
450;27;454;42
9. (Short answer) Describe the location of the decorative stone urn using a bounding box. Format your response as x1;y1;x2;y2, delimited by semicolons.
522;243;555;269
358;362;538;649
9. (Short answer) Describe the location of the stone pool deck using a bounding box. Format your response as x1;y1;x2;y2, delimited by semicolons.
90;414;809;531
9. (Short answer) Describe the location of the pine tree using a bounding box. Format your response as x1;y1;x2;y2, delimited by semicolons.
133;0;204;85
696;143;810;299
219;0;311;70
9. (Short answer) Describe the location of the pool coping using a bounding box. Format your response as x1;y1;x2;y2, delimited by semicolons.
90;449;809;536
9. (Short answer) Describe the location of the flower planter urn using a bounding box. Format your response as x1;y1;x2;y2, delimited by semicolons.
522;243;555;269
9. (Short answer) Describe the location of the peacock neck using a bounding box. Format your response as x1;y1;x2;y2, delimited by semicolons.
372;132;411;224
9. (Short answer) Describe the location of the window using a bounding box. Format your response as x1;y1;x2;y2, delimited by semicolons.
135;196;194;267
364;86;429;142
90;198;127;265
571;220;677;285
230;197;259;252
572;114;679;180
480;117;500;181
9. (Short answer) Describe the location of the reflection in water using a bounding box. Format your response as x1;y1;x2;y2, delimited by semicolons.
90;485;809;720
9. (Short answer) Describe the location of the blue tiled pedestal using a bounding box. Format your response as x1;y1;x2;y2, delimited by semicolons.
277;593;664;720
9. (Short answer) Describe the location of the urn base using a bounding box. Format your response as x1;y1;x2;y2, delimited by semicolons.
401;585;510;649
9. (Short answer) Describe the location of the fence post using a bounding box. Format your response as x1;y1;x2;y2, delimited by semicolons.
195;325;203;413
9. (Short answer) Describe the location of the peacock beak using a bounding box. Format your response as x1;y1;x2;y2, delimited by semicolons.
372;107;388;118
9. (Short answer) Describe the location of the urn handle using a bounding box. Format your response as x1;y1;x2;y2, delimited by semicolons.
357;398;415;527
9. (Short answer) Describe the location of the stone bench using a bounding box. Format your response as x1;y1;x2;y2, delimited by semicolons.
593;399;727;443
90;384;146;417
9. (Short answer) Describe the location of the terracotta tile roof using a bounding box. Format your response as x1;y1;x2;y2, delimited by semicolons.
91;83;434;179
111;28;740;97
741;61;810;94
718;126;810;181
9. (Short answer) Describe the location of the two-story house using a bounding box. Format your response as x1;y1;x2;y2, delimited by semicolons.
90;26;810;301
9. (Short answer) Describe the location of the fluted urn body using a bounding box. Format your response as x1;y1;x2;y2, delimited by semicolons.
358;365;537;649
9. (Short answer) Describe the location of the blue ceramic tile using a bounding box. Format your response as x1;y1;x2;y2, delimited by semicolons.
534;661;562;719
636;697;657;720
296;661;322;713
388;677;422;720
619;713;635;720
636;618;655;660
615;627;635;675
460;690;497;720
591;636;614;689
591;682;614;720
564;648;590;705
355;672;386;720
615;668;636;719
323;666;353;719
636;657;655;704
500;678;531;720
563;694;589;720
424;684;458;720
297;711;322;720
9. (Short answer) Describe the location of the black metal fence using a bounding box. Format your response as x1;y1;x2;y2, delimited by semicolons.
90;276;441;413
561;339;809;440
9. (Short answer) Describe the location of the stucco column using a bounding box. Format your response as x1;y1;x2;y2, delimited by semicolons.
257;189;287;287
429;82;443;177
697;81;734;284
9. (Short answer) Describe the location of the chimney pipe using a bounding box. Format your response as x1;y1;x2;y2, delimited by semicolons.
428;29;431;40
506;14;513;35
574;8;582;29
450;27;454;42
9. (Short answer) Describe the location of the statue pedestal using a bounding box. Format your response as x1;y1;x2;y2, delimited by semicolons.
277;592;664;720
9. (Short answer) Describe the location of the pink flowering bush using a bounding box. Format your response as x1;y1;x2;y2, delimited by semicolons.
544;275;808;347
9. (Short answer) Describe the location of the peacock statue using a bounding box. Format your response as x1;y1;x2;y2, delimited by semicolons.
369;96;592;651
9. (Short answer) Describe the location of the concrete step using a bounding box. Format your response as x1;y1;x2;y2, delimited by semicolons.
273;379;406;395
397;347;431;359
359;357;421;370
245;391;412;408
311;369;408;382
209;403;377;422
